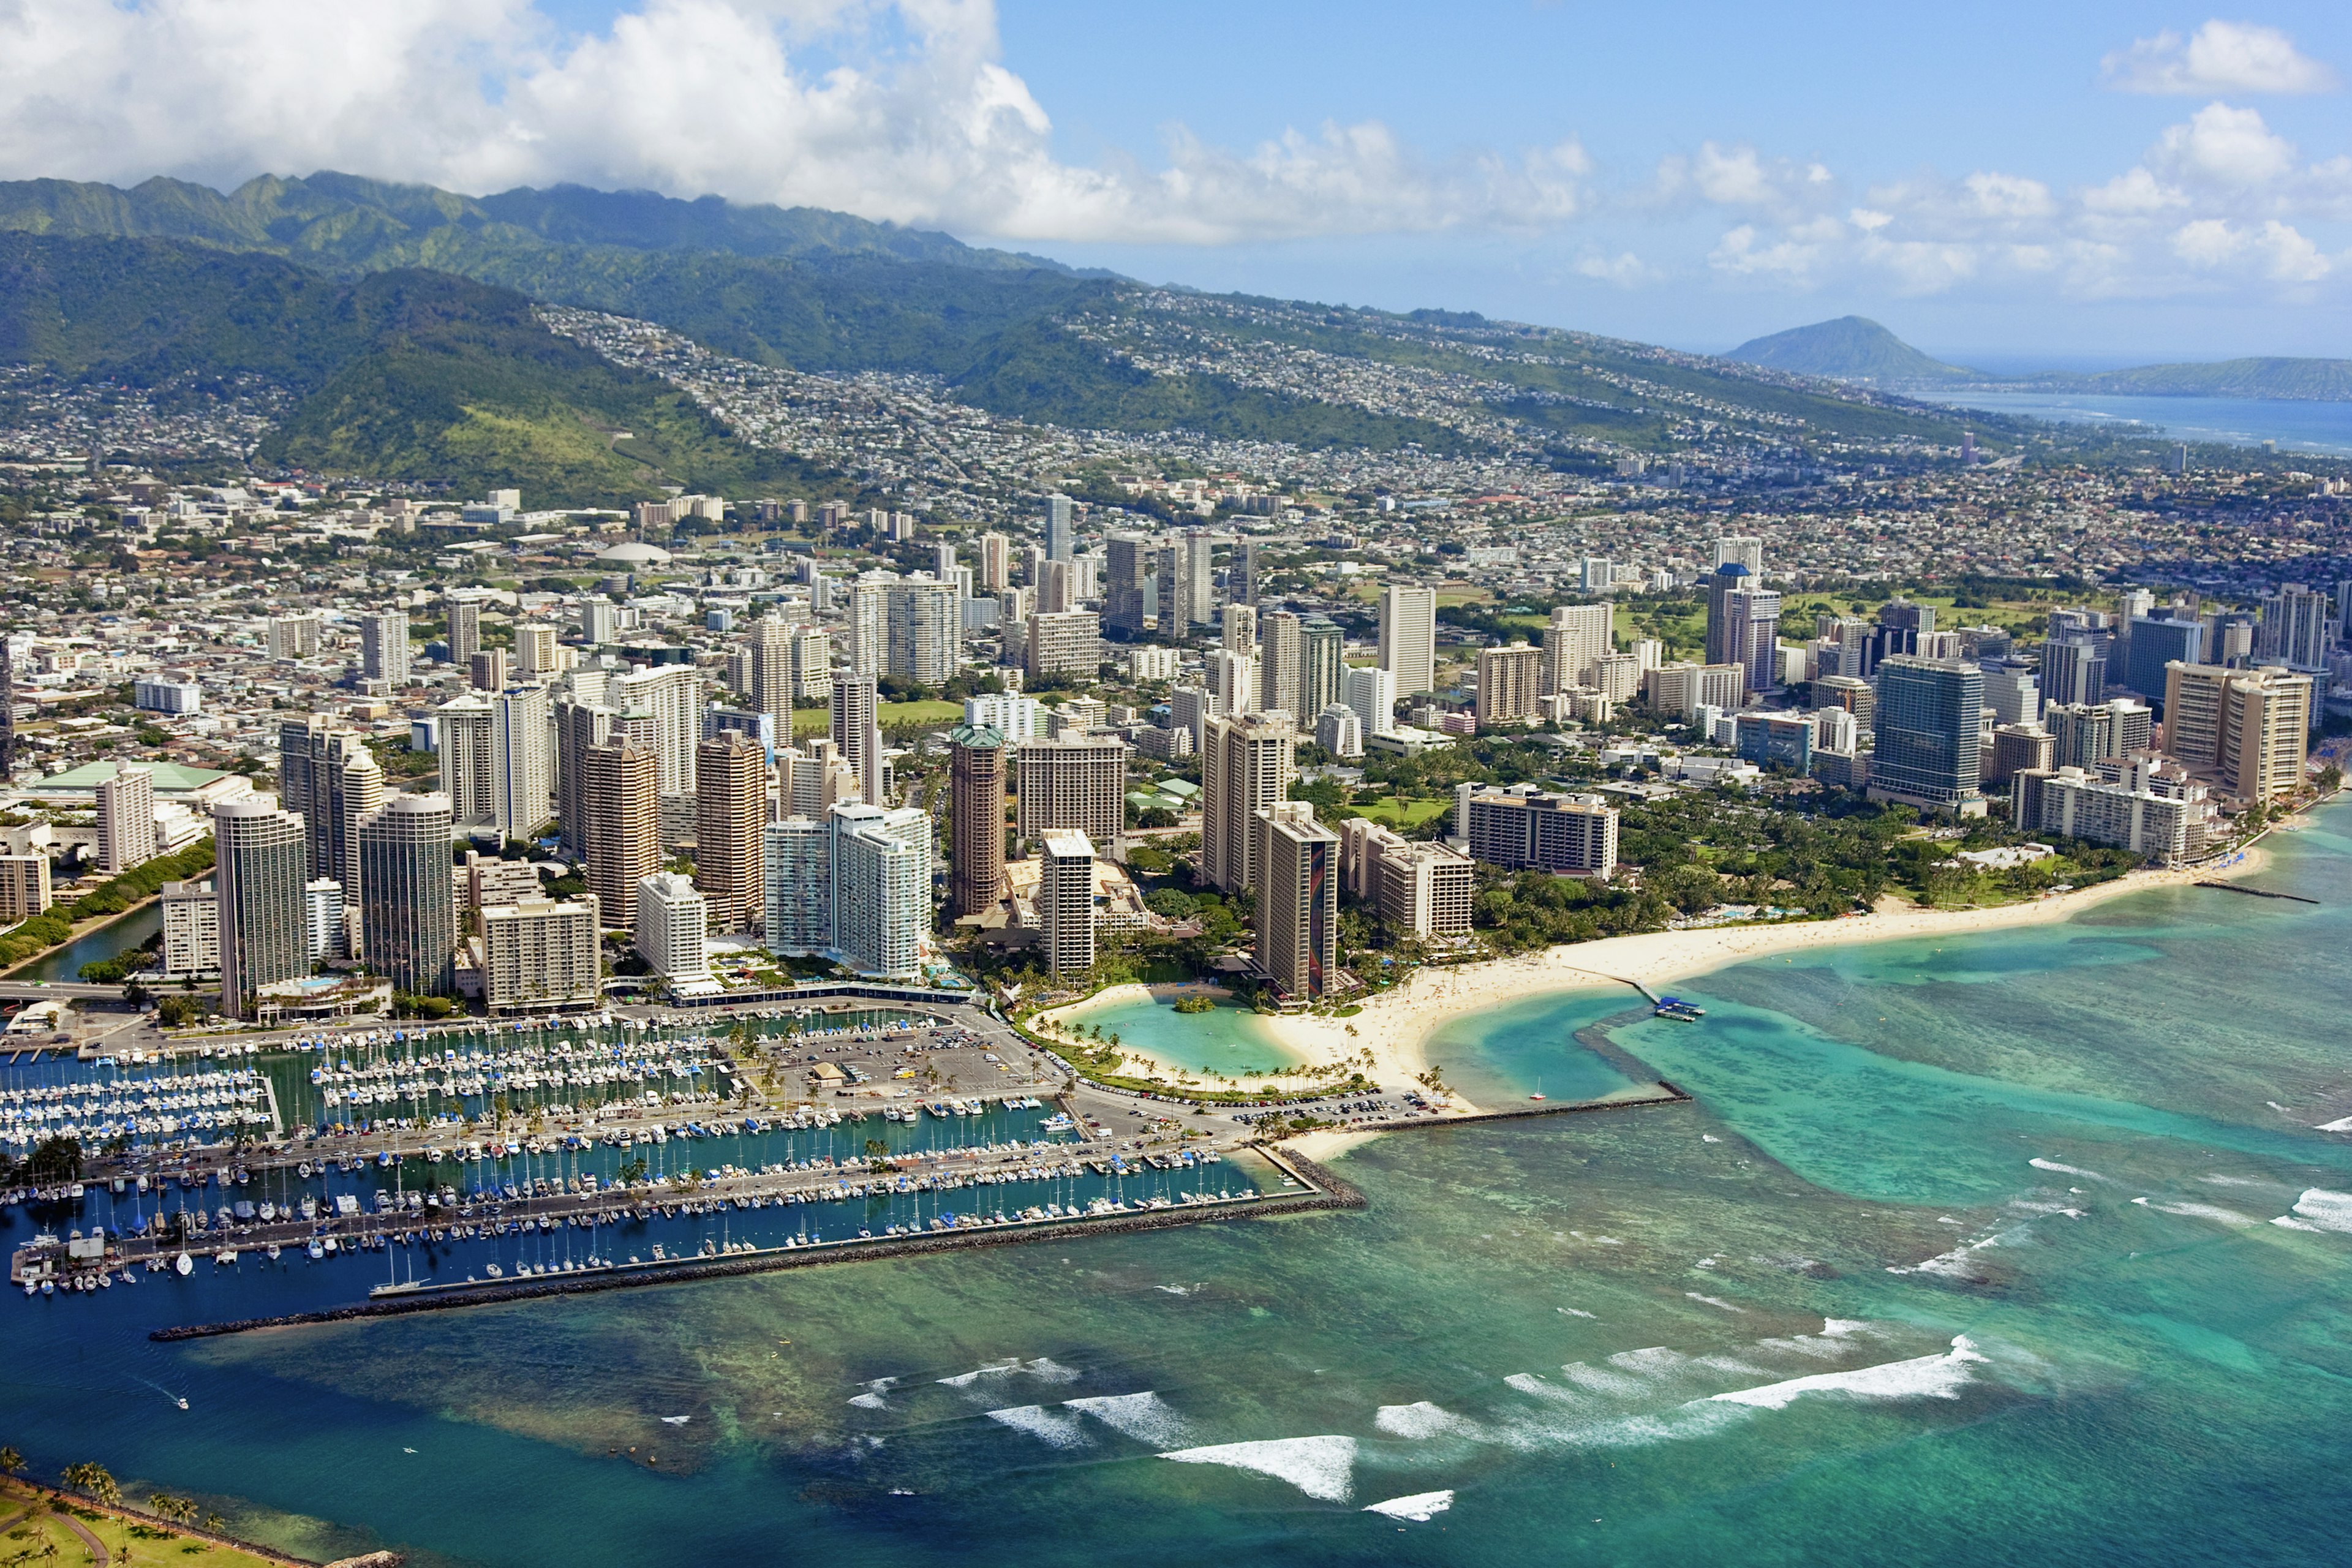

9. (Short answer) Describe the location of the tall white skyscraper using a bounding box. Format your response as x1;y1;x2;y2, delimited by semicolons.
356;793;458;995
1543;603;1615;695
978;531;1011;591
611;663;704;798
94;763;156;875
848;578;889;676
1344;664;1397;737
437;694;496;828
1259;610;1304;720
214;798;308;1018
888;578;960;686
829;802;932;978
1713;536;1765;576
1378;584;1438;697
489;684;552;842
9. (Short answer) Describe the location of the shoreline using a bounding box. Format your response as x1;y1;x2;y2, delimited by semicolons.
1256;847;2275;1115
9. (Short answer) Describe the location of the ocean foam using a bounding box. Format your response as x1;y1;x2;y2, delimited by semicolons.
2315;1116;2352;1133
1363;1490;1455;1522
1503;1373;1586;1403
847;1376;897;1410
1708;1336;1985;1411
987;1404;1088;1449
2030;1157;2105;1180
1066;1392;1191;1447
2285;1189;2352;1233
1557;1306;1597;1319
1374;1401;1480;1440
1023;1357;1084;1383
938;1359;1020;1387
1559;1361;1645;1396
2146;1200;2258;1227
1686;1292;1746;1313
1159;1436;1357;1501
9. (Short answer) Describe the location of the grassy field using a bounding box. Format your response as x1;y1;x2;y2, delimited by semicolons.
0;1480;293;1567
791;699;965;737
1352;795;1452;829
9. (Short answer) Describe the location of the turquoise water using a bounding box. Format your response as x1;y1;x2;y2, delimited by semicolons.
1056;991;1303;1079
12;901;161;982
4;811;2351;1565
1933;389;2352;457
1424;987;1645;1106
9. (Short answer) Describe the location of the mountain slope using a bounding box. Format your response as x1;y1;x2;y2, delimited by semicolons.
1728;316;1975;383
0;231;833;505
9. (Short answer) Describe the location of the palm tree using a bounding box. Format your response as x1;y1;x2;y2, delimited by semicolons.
0;1445;23;1481
62;1461;119;1507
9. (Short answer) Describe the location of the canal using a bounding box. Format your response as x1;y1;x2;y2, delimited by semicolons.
10;900;163;983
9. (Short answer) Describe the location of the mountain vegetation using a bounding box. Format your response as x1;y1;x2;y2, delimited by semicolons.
0;230;834;505
1730;316;1976;383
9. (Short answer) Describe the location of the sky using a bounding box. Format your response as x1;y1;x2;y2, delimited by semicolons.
0;1;2346;363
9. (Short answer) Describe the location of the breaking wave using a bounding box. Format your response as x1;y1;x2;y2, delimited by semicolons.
1159;1436;1357;1501
1363;1490;1455;1521
1065;1392;1191;1447
1708;1337;1985;1411
987;1405;1088;1449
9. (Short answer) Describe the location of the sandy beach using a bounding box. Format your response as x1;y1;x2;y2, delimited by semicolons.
1254;847;2272;1113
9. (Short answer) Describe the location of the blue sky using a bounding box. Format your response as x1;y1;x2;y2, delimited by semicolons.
4;2;2346;362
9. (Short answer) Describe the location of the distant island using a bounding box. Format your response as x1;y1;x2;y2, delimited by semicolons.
1730;315;2352;402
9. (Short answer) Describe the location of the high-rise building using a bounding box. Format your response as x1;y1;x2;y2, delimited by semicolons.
0;854;51;922
1983;660;2041;727
1253;802;1338;1000
1869;657;1988;814
2256;584;2335;671
445;597;480;665
611;664;701;799
1713;535;1765;575
359;610;410;685
829;802;932;978
469;649;510;693
279;718;383;892
553;697;614;858
847;579;889;676
1259;610;1303;718
2047;699;2152;770
1025;611;1099;679
1345;664;1397;737
160;877;217;978
1045;493;1074;562
1166;532;1215;631
1985;724;2055;787
2125;616;2205;704
2041;637;2108;708
830;673;884;805
582;741;659;924
2167;664;2312;804
1105;532;1152;633
356;793;457;995
635;870;712;987
480;896;602;1012
978;531;1011;592
1014;735;1128;850
1721;586;1783;696
304;878;345;963
1542;603;1613;695
214;798;309;1017
1301;616;1344;720
1476;644;1542;727
514;623;559;680
1038;559;1076;614
1646;662;1747;722
694;732;767;932
1457;786;1618;875
1223;602;1257;653
964;693;1044;743
266;612;323;662
490;684;551;843
93;762;156;875
1039;829;1096;977
1202;712;1295;894
887;578;960;687
1237;540;1264;607
761;817;832;956
2014;758;2211;865
948;723;1009;918
1703;564;1751;668
1378;584;1438;696
437;693;495;827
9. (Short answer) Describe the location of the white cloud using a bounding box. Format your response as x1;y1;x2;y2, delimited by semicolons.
2149;101;2299;188
1574;250;1661;287
0;0;1589;246
2172;217;2333;282
2081;166;2189;215
1962;172;2055;221
2103;20;2339;96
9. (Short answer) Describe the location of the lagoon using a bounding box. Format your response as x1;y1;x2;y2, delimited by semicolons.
1050;988;1305;1079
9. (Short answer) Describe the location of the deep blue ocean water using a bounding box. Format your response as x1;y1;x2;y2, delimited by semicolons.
4;804;2350;1567
1932;390;2352;458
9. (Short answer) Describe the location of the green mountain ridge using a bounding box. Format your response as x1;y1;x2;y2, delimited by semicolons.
1732;314;2352;402
1;172;2032;489
0;231;834;506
